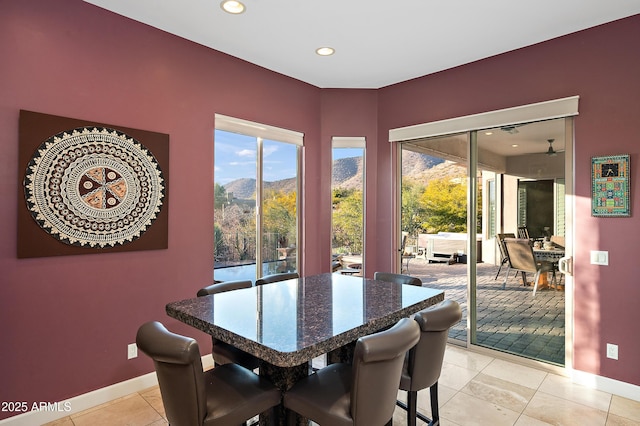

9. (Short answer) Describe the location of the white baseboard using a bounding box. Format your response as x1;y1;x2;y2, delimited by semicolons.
571;369;640;402
0;354;214;426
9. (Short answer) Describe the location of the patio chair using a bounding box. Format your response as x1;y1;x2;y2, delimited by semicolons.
503;238;555;296
400;234;416;273
517;226;530;239
494;233;515;281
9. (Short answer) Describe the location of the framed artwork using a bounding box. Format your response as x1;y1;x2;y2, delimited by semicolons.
591;154;630;217
18;110;169;258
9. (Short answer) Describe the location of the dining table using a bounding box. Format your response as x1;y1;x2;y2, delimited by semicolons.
533;246;565;288
166;272;444;425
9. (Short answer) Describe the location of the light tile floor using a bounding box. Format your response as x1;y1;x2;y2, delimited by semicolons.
44;345;640;426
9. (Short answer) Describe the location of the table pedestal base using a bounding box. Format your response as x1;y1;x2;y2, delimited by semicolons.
259;362;309;426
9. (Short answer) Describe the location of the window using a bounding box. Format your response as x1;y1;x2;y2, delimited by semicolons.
214;115;303;281
331;137;365;272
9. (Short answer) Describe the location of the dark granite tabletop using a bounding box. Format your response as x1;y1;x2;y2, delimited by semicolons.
166;272;444;367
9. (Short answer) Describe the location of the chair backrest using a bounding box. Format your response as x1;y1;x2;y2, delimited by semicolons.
350;318;420;426
136;321;206;426
517;226;530;239
405;300;462;391
400;234;408;253
503;238;538;272
255;272;299;286
373;271;422;287
196;280;252;297
550;235;565;248
496;233;516;260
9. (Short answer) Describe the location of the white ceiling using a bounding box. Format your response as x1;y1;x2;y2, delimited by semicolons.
83;0;640;89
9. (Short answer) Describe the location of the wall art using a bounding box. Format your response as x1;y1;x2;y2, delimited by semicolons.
18;110;169;258
591;154;630;217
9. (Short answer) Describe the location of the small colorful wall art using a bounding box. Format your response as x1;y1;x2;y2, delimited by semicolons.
18;110;169;258
591;154;630;217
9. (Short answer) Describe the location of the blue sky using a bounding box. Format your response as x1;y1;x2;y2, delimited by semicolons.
214;130;363;184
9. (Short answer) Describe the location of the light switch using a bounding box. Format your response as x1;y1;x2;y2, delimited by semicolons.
590;250;609;265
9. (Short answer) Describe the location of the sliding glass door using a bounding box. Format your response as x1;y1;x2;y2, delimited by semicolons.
399;117;572;366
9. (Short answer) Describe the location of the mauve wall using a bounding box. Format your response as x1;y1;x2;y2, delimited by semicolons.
0;1;327;419
378;15;640;386
1;0;639;420
320;89;380;276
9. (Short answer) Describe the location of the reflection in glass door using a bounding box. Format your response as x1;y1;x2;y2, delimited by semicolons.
400;117;569;366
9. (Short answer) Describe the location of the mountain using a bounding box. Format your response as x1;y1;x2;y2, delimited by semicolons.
223;177;297;200
332;156;364;190
223;152;449;199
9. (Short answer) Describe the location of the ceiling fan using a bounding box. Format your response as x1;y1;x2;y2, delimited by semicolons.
545;139;562;156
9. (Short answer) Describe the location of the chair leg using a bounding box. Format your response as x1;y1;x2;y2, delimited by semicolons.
533;270;541;297
397;391;433;426
494;260;505;280
429;382;440;426
502;266;511;289
407;390;417;426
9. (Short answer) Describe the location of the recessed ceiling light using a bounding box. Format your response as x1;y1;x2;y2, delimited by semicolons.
316;47;335;56
511;144;519;148
485;132;493;136
221;0;245;14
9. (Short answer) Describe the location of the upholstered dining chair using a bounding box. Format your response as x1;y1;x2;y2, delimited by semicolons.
196;280;261;370
373;271;422;287
283;317;420;426
396;299;462;426
197;279;252;297
503;237;555;296
255;272;299;286
136;321;281;426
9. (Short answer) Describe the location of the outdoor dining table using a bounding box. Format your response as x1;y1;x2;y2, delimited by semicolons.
533;247;565;287
166;272;444;425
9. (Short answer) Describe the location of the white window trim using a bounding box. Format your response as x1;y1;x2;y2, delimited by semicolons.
389;96;579;142
215;114;304;146
332;136;366;148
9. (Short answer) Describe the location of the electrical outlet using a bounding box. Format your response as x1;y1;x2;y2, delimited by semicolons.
127;343;138;359
606;343;618;360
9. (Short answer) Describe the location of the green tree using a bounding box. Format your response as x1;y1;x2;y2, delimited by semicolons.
332;189;363;254
214;223;225;261
214;183;228;209
401;180;426;237
419;176;468;233
263;189;297;248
